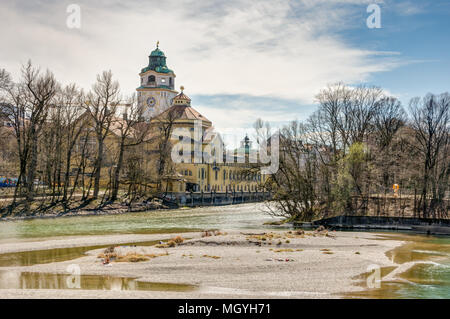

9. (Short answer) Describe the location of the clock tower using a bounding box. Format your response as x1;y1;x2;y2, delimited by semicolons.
137;42;178;119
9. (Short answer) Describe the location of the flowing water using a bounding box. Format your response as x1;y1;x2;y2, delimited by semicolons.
0;203;277;242
0;203;281;294
348;233;450;299
0;203;449;298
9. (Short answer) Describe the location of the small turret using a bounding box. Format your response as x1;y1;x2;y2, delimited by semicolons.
172;86;191;106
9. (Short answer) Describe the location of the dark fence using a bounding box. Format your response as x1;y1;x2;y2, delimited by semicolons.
307;215;450;235
348;195;449;219
166;191;271;207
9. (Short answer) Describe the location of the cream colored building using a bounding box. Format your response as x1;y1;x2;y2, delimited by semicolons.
138;44;268;201
137;42;178;119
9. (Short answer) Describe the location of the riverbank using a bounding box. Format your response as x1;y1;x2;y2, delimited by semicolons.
304;215;450;236
0;195;270;222
0;199;171;222
0;230;404;298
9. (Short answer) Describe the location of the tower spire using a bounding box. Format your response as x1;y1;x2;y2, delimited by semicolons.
156;40;159;48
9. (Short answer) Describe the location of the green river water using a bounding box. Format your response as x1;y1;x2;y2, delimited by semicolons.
0;203;449;298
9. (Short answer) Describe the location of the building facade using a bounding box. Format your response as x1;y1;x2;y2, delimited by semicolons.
137;42;178;119
140;44;268;200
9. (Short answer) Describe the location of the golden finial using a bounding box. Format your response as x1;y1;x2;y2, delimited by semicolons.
156;40;159;48
180;85;184;92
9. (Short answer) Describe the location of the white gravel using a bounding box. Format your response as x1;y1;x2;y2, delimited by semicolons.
0;230;404;298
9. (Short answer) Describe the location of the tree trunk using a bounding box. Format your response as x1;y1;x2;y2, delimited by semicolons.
93;135;103;199
111;137;125;201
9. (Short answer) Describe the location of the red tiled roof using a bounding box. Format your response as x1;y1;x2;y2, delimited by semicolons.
155;104;211;124
173;92;191;102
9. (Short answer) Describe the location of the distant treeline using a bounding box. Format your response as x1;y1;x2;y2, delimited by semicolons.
255;83;449;221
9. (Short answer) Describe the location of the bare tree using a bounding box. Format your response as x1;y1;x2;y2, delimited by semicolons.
110;94;149;201
371;97;406;192
265;120;319;221
4;62;57;212
0;69;11;91
410;93;450;218
152;107;179;194
58;85;87;202
84;71;120;199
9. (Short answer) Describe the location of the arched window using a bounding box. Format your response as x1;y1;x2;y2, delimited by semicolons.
148;75;155;83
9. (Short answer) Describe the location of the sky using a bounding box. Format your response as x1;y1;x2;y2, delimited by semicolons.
0;0;449;147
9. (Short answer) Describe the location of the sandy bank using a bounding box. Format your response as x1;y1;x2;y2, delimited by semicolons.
0;230;404;298
0;232;202;254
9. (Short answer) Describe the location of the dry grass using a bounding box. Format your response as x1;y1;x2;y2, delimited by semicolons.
97;252;117;259
202;254;221;259
274;248;294;253
156;235;185;248
311;226;336;238
172;236;185;244
116;252;169;263
246;232;283;241
98;246;169;263
201;230;226;237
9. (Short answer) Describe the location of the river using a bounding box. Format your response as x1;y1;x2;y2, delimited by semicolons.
0;203;280;242
0;203;449;298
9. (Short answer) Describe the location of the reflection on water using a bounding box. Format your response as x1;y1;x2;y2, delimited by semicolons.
0;203;279;241
385;234;450;264
0;240;160;267
0;271;196;292
347;234;450;299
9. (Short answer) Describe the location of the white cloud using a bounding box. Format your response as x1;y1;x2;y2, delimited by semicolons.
0;0;409;141
391;1;426;16
0;1;403;100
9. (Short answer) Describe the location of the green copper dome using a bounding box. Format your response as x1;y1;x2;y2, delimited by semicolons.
150;47;165;57
141;42;174;74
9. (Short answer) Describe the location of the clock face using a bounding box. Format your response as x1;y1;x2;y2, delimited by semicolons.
147;96;156;107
